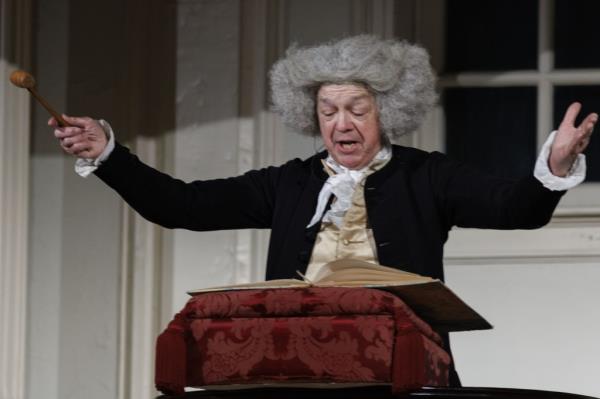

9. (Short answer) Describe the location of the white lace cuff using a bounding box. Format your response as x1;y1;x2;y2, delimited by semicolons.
74;119;116;178
534;130;586;191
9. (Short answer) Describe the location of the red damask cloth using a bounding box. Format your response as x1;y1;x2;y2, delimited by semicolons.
155;287;451;396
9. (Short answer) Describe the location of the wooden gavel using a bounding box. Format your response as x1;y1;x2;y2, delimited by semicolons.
9;70;69;127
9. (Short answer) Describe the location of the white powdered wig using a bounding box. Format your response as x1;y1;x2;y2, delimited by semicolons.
269;35;437;139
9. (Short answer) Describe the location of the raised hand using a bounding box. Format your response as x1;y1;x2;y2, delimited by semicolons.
550;102;597;177
49;115;108;159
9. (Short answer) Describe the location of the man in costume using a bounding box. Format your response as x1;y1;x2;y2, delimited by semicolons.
50;35;596;384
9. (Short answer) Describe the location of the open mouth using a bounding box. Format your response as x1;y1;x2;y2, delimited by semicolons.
337;140;359;151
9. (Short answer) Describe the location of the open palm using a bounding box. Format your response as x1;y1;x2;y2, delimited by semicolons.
550;102;597;177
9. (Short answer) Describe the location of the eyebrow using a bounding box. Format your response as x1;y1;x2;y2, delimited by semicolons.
317;94;371;105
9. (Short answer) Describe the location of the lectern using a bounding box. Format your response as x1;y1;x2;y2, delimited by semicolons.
155;287;451;396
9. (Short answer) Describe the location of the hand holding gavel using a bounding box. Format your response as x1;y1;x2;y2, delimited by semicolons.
9;70;69;126
48;114;108;159
10;70;108;158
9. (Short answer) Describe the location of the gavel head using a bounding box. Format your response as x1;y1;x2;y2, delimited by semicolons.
9;70;36;89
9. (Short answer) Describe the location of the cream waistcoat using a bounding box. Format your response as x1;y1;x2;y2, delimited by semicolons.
304;155;390;280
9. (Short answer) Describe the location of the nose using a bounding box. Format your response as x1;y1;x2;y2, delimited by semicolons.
335;111;353;132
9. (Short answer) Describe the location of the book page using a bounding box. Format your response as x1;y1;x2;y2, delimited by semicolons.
188;278;308;295
312;259;434;285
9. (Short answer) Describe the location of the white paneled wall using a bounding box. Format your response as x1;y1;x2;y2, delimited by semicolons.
1;1;31;399
0;54;30;399
446;259;600;397
167;0;244;312
444;226;600;397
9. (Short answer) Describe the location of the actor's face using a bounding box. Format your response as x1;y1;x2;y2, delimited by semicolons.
317;84;381;170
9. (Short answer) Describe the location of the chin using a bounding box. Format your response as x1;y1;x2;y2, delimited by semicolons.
337;157;364;170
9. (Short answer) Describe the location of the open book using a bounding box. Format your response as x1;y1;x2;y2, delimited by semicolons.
188;259;492;332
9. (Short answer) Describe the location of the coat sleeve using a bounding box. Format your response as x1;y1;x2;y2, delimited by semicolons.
428;152;565;230
94;142;280;231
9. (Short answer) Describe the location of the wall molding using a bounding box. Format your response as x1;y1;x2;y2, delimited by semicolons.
445;225;600;264
0;60;30;399
117;1;175;397
118;139;164;399
237;0;289;282
0;0;32;398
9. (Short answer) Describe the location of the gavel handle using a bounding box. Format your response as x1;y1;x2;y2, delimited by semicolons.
27;87;69;127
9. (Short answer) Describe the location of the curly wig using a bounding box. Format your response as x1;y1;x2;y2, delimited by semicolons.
269;35;437;139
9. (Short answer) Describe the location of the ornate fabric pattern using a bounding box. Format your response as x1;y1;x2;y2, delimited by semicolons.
189;315;394;385
155;287;451;396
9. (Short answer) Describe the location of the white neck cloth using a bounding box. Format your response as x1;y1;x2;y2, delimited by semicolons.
307;145;392;228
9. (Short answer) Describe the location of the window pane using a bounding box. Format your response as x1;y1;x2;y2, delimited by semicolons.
554;86;600;182
445;0;538;72
554;0;600;69
444;87;537;179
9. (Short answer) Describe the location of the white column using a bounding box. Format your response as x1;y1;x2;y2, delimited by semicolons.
117;2;173;397
0;2;32;399
117;137;165;399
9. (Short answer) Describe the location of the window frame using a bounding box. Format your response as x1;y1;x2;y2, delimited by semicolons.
414;0;600;217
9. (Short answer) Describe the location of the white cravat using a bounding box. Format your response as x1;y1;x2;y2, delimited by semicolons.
307;145;392;228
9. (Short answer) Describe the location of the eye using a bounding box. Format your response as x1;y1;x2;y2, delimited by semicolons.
320;109;335;117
